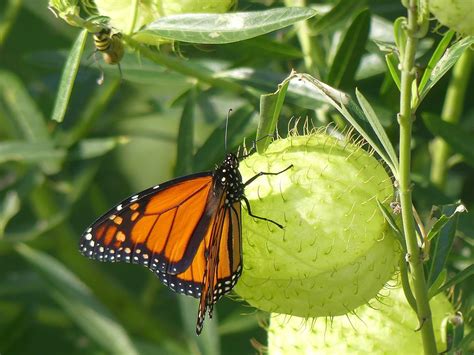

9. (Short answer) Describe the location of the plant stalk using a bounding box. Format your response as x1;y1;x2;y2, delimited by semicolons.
398;1;437;354
430;48;473;190
284;0;324;77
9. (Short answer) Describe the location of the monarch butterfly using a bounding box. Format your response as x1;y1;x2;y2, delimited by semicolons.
79;150;292;334
93;28;124;84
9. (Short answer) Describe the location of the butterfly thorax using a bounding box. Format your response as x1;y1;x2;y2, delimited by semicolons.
213;153;244;207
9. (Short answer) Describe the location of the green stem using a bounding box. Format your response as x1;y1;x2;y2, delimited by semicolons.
430;48;473;190
398;1;437;354
284;0;324;77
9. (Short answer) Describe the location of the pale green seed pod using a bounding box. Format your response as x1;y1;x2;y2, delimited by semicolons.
160;0;236;16
430;0;474;36
94;0;235;33
235;134;400;318
268;284;453;353
94;0;161;32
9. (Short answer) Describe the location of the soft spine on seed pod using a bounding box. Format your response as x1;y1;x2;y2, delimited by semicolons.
235;128;401;320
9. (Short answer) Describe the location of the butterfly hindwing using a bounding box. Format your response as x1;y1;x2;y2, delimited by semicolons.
196;200;243;334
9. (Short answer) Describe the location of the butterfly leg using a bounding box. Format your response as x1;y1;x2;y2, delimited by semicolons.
242;165;292;228
242;196;284;229
243;164;293;187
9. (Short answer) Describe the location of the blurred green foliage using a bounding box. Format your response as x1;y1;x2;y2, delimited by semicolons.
0;0;472;354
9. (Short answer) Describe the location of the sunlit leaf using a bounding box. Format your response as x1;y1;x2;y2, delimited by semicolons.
415;36;474;108
136;7;317;44
416;30;455;101
295;74;398;176
257;72;293;153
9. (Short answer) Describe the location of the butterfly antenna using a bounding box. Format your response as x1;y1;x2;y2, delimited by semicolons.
225;108;232;153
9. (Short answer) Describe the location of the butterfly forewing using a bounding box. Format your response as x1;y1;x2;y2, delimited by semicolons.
80;152;249;335
79;173;213;277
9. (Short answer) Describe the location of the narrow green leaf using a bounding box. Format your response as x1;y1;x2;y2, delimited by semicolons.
175;88;196;176
427;215;450;241
15;244;139;355
0;71;49;141
193;105;254;171
51;29;88;123
416;36;474;108
422;113;474;167
427;203;464;287
327;9;371;88
296;73;398;177
0;141;65;164
417;30;455;99
136;7;317;44
385;52;401;90
69;137;129;160
428;268;446;299
256;73;292;153
0;191;20;238
432;264;474;297
399;257;418;313
376;200;405;251
309;0;366;35
356;89;399;172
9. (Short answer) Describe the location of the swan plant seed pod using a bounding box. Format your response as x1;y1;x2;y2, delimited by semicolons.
236;134;401;318
268;284;453;353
